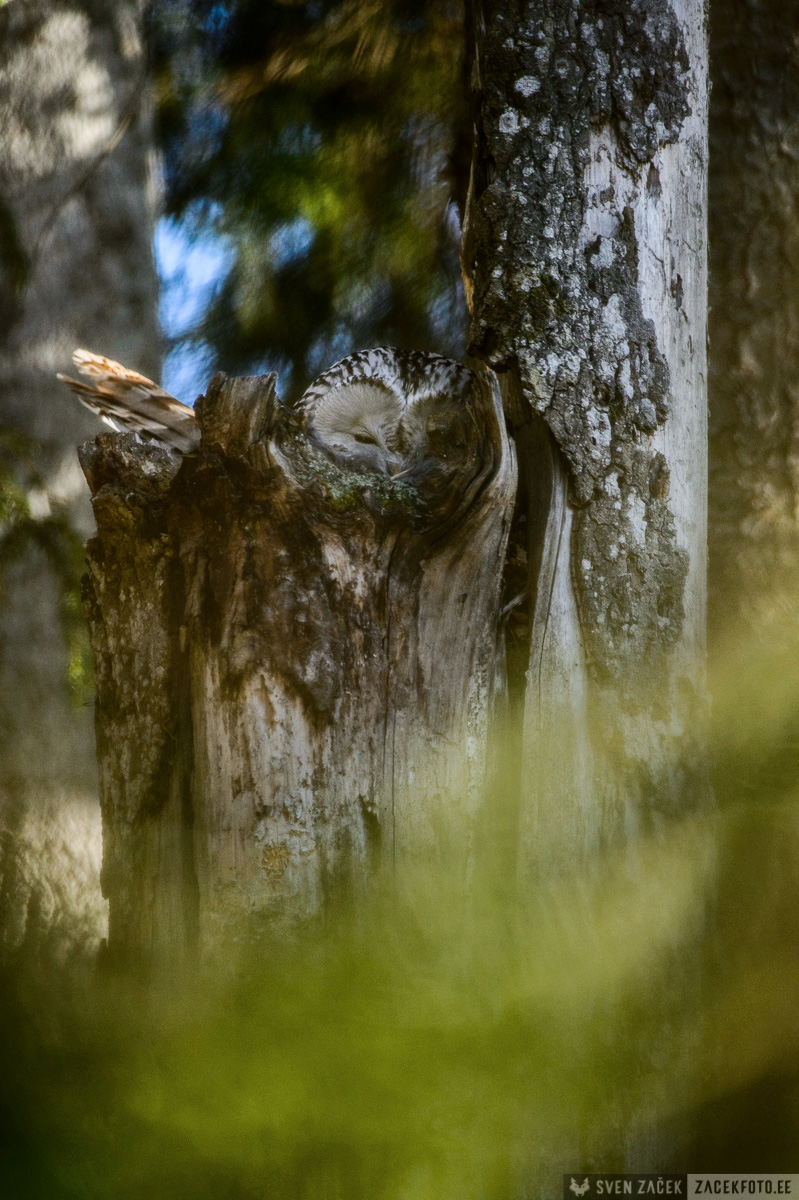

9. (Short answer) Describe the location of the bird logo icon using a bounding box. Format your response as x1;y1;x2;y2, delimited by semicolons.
570;1180;590;1197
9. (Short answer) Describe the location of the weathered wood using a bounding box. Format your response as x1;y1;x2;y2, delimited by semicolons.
465;0;709;865
81;368;516;963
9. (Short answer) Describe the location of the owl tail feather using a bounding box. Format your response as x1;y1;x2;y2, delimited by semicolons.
57;349;200;454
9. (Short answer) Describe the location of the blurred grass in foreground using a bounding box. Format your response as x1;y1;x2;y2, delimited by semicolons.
2;624;799;1193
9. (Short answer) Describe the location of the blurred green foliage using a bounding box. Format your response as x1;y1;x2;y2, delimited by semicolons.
0;828;708;1196
0;429;92;709
0;571;786;1186
149;0;468;397
1;675;799;1195
0;510;798;1187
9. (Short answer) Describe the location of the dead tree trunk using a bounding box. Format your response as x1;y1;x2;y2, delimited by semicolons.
464;0;710;866
81;370;515;964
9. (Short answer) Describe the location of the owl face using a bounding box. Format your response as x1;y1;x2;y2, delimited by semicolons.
299;348;475;477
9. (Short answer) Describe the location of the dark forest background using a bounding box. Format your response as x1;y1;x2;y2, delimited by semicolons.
148;0;469;401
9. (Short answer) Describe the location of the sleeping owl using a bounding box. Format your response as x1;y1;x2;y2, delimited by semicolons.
299;347;475;475
58;346;475;473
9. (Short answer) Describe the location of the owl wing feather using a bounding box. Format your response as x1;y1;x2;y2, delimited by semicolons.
298;347;476;475
57;350;200;453
58;346;475;463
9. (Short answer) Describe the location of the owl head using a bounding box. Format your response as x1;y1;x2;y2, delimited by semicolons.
299;348;475;476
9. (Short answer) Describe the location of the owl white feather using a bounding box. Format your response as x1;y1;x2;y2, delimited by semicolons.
58;347;475;472
299;347;475;475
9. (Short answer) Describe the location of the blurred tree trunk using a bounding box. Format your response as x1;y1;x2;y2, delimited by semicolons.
707;0;799;650
0;0;160;963
695;0;799;1169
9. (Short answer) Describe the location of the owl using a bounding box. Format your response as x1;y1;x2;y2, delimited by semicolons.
299;347;475;476
59;347;475;474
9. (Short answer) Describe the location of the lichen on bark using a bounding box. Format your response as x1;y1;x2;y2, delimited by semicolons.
467;0;692;680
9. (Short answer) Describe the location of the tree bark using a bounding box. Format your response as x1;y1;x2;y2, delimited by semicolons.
461;0;710;1174
464;0;709;866
81;370;515;965
0;0;159;961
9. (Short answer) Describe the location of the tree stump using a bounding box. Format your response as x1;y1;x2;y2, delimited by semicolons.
80;368;516;964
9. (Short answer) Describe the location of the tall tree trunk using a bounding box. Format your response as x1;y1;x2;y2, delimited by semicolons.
464;0;709;861
462;0;710;1172
698;0;799;1167
0;0;159;962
